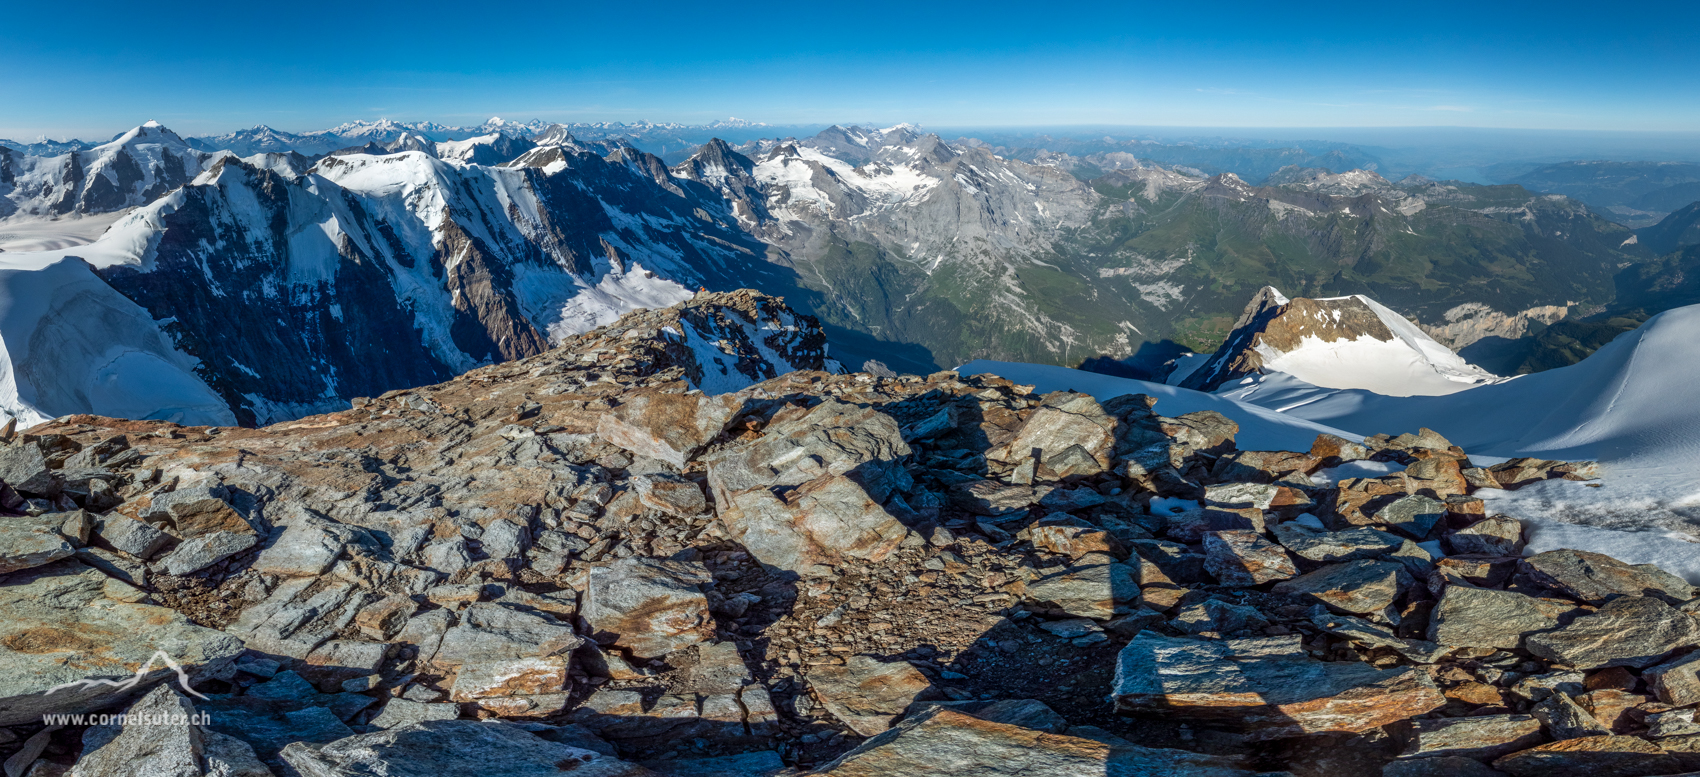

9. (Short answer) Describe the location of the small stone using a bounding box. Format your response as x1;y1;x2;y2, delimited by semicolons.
1037;618;1102;639
1646;707;1700;738
1269;522;1403;564
354;594;420;641
632;473;708;517
1172;599;1271;636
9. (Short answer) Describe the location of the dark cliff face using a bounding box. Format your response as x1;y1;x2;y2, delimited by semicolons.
96;162;457;427
87;149;793;427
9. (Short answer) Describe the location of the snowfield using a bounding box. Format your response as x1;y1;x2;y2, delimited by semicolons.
966;302;1700;581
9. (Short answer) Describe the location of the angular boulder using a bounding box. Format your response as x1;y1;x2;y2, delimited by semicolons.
0;524;74;575
807;655;933;737
813;706;1263;776
1396;714;1543;761
595;390;742;468
583;556;715;658
1202;530;1296;586
1521;549;1695;605
1272;559;1408;615
1427;585;1582;649
986;392;1116;470
1112;632;1444;740
719;474;911;574
1525;596;1700;670
1491;735;1682;777
68;685;204;777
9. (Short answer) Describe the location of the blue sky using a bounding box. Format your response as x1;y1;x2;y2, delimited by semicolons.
3;0;1697;140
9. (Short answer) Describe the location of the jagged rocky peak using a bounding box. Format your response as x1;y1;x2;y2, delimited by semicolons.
1181;286;1498;396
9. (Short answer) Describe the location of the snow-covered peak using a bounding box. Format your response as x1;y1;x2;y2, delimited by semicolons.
1181;287;1499;396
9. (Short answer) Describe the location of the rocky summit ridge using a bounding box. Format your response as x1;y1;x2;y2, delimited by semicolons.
0;290;1695;776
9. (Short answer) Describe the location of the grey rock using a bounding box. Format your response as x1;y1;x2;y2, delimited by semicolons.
1526;596;1700;669
1272;559;1409;615
281;719;651;776
0;561;244;726
632;473;708;517
1509;671;1587;704
1448;516;1524;556
1644;650;1700;706
0;525;73;575
1646;707;1700;738
1522;549;1695;605
431;603;583;669
245;671;319;703
583;556;714;658
1427;585;1581;649
987;392;1115;472
1533;692;1611;739
96;516;173;560
1204;482;1278;510
813;705;1265;776
136;485;260;540
202;730;274;777
1382;756;1507;777
1312;611;1450;663
1172;599;1271;636
1490;735;1682;777
1269;522;1403;563
1373;494;1445;539
1398;714;1543;761
5;727;58;777
0;442;55;496
301;640;388;693
224;578;361;660
596;391;742;468
200;699;353;767
158;531;257;576
68;685;202;777
251;516;370;578
1113;632;1444;739
808;655;933;737
1202;530;1296;585
1165;509;1261;544
720;474;912;574
1022;558;1141;620
643;751;788;776
706;400;912;510
368;698;460;729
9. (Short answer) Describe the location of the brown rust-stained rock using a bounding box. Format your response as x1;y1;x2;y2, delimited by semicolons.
582;556;714;658
1427;585;1581;649
596;390;743;468
807;655;933;737
720;474;911;574
1112;633;1444;740
1491;735;1681;777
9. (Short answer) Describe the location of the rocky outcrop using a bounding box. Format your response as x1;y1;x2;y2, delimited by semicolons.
0;293;1676;776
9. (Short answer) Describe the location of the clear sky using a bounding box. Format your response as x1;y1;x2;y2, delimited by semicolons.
3;0;1697;141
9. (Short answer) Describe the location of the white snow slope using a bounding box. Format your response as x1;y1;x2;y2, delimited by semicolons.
0;257;233;427
967;304;1700;580
1256;293;1501;397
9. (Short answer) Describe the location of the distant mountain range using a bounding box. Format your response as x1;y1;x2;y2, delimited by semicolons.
4;117;1699;428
